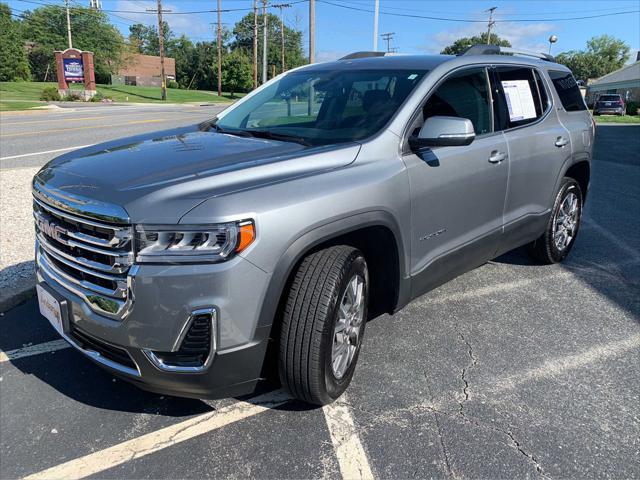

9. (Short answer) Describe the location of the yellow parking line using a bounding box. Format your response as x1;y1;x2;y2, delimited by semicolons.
1;118;168;138
23;390;291;480
323;394;374;480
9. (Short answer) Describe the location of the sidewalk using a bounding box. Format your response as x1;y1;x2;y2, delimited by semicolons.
0;166;39;311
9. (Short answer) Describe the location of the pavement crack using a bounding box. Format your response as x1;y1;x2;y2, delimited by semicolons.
457;331;477;415
424;405;550;479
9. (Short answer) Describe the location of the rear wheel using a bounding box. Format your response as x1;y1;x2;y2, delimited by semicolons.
528;177;583;264
278;246;368;405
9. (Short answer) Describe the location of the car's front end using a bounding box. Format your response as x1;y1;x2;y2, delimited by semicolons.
33;177;273;398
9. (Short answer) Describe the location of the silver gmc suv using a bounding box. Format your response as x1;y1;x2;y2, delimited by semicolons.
33;46;594;405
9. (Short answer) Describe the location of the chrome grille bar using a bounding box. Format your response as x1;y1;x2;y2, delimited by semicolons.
34;194;135;320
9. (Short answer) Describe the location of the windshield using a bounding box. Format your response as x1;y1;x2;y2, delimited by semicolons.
599;95;621;101
214;69;428;146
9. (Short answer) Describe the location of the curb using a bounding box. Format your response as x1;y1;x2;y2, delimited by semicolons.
0;280;36;313
0;286;36;313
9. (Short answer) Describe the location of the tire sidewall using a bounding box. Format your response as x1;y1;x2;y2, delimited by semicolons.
321;254;369;401
548;179;583;262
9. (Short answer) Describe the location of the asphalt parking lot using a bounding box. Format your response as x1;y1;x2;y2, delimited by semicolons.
1;113;639;479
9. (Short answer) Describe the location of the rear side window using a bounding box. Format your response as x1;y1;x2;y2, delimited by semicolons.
494;67;546;129
548;70;587;112
422;67;493;135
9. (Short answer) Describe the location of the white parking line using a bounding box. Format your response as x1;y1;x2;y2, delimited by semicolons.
0;339;70;363
584;218;640;261
323;395;374;480
0;145;94;161
23;390;291;480
491;333;640;393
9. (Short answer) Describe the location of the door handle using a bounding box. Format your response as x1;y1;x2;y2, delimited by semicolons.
488;151;507;163
555;136;569;147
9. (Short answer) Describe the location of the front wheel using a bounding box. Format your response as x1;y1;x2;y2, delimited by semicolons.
528;177;583;264
278;246;368;405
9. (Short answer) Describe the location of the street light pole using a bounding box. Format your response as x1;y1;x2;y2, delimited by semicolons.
262;0;268;83
548;35;558;55
373;0;379;51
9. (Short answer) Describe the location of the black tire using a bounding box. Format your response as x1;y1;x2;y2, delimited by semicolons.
528;177;583;264
278;245;368;405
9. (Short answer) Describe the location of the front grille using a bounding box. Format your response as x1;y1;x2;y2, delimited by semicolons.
69;325;138;371
34;197;134;318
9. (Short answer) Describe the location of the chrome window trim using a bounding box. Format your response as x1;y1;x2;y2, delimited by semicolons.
143;308;217;374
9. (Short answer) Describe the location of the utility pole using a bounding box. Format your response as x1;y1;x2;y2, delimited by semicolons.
217;0;222;97
262;0;268;83
373;0;379;51
65;0;73;49
381;32;395;53
253;0;258;88
308;0;315;63
273;3;291;74
485;7;496;44
147;0;171;101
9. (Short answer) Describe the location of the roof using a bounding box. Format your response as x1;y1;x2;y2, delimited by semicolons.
296;53;566;73
590;61;640;86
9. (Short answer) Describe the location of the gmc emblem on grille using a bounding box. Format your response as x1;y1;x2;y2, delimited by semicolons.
36;217;67;244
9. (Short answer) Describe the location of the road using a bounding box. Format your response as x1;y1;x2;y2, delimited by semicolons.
0;103;227;169
1;105;639;479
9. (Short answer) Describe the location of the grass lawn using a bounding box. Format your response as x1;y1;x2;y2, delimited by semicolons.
592;114;640;124
0;81;242;111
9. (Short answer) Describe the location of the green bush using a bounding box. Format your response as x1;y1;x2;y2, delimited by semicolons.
62;91;83;102
626;101;638;116
167;80;179;89
89;91;112;102
40;86;61;101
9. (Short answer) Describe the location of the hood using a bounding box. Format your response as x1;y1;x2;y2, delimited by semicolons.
33;125;361;223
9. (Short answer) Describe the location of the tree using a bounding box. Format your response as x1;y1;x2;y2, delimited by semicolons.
440;32;511;55
555;35;630;82
20;5;125;83
128;22;175;56
232;12;305;79
222;50;252;97
0;3;30;81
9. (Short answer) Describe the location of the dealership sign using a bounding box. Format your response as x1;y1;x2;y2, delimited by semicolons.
63;57;84;82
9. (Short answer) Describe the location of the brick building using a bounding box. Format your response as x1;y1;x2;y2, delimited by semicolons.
111;54;176;87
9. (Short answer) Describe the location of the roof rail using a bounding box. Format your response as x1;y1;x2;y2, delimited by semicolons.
459;44;555;62
339;51;387;60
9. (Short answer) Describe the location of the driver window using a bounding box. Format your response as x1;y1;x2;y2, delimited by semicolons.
423;67;492;135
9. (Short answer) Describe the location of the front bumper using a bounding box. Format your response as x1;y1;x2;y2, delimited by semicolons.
36;243;273;399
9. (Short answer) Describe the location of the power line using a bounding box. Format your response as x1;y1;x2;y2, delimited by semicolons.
316;0;640;23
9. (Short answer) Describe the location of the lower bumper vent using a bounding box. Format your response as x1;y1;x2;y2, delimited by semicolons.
70;326;137;371
143;309;216;373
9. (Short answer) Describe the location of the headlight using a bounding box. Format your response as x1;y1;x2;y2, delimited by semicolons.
134;220;255;264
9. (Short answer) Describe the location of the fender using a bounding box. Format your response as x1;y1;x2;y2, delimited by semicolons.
253;210;411;338
550;154;591;208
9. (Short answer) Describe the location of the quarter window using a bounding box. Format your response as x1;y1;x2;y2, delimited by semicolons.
422;67;493;135
548;70;587;112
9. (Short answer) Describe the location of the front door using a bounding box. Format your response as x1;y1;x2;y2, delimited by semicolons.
402;66;509;297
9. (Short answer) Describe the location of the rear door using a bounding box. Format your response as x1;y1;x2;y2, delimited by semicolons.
492;65;571;246
402;66;509;296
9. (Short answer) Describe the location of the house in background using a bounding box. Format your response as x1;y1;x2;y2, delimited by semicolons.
585;54;640;106
111;54;176;87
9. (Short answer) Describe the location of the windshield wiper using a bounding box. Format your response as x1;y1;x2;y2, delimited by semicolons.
203;121;253;138
243;129;312;146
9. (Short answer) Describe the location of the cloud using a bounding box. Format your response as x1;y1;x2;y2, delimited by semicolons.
422;22;558;54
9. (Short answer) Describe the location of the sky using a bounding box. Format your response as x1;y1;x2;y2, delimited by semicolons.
8;0;640;62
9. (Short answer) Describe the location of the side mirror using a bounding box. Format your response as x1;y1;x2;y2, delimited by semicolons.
409;116;476;149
